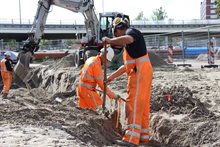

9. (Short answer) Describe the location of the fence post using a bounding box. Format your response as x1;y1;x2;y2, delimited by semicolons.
208;41;215;65
167;44;173;64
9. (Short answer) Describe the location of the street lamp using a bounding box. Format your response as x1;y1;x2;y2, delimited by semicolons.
19;0;21;24
102;0;104;12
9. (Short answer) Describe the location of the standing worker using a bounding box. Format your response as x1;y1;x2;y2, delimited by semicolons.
77;47;119;110
103;16;153;146
0;51;14;99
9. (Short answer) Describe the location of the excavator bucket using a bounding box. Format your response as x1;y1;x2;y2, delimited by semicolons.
13;51;38;89
13;60;29;81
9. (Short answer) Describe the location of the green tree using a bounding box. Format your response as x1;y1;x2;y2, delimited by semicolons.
215;0;220;18
7;39;18;50
39;40;51;49
135;11;148;20
151;7;168;20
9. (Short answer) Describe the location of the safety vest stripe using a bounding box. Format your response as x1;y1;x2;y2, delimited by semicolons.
125;130;140;138
138;57;150;62
125;60;135;65
79;82;95;89
127;124;141;130
124;57;149;65
91;91;98;109
94;75;104;81
83;72;103;81
1;59;7;72
82;60;99;81
141;128;149;133
129;57;143;143
140;135;149;140
83;72;95;80
106;90;111;94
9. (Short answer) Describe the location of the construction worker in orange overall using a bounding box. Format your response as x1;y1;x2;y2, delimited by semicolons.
77;47;119;110
103;16;153;146
0;51;14;99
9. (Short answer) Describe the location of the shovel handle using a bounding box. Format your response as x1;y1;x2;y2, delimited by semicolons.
116;99;120;129
102;41;107;111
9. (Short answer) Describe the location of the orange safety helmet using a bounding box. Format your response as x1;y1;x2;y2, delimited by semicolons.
112;16;130;36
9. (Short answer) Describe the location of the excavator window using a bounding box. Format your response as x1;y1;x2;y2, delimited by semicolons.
100;16;114;39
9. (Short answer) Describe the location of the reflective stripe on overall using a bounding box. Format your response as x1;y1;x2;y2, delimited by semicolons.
122;49;153;145
0;59;12;94
77;56;115;110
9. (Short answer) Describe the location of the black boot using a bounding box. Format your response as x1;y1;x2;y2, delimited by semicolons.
113;140;137;147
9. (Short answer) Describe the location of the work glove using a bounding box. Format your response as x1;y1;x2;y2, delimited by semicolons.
114;94;121;101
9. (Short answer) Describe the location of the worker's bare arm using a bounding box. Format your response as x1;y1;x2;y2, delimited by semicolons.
103;35;134;46
107;65;126;83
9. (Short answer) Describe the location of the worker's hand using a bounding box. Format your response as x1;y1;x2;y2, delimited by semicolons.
102;37;111;44
107;76;114;83
114;94;121;101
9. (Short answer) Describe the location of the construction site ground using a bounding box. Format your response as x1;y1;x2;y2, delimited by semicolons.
0;53;220;147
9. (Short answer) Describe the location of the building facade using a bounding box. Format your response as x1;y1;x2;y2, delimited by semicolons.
200;0;218;19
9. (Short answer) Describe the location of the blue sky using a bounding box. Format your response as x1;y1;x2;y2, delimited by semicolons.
0;0;202;23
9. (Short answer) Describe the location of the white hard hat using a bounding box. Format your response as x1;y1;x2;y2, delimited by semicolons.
4;51;11;57
101;47;114;61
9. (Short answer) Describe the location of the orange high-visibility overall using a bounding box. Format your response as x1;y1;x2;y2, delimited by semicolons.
77;55;116;110
0;59;13;94
122;49;153;145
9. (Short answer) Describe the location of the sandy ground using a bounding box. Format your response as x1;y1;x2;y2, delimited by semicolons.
0;54;220;147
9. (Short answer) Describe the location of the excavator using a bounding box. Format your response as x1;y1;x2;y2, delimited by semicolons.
13;0;129;89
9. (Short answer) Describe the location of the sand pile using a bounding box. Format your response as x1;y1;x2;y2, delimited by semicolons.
151;85;214;117
1;88;121;146
150;84;220;147
196;53;208;61
148;52;171;68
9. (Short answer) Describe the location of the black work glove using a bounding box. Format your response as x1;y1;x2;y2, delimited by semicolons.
114;94;121;101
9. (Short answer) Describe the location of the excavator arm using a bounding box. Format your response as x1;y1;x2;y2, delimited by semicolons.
14;0;99;88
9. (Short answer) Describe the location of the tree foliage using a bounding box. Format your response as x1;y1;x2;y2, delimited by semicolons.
215;0;220;18
151;7;168;20
135;11;148;20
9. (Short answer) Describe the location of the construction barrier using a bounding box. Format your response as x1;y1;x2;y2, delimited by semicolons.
148;48;182;59
201;41;218;68
208;41;215;65
167;45;173;64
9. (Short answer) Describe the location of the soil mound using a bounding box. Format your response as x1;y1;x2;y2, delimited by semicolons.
2;88;121;146
150;85;219;146
148;52;171;68
151;85;214;118
196;53;207;61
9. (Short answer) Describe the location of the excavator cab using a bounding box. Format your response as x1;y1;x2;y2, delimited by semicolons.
99;13;115;39
75;12;130;68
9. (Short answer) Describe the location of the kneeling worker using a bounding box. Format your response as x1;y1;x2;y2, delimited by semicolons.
0;51;14;98
77;47;119;110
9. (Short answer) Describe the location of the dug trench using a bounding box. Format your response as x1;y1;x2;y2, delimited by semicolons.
0;53;219;146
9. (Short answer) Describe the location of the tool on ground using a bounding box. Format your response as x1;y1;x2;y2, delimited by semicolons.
102;41;107;113
115;99;121;129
